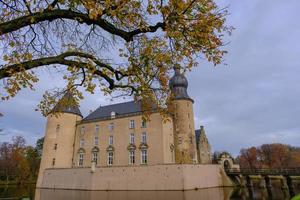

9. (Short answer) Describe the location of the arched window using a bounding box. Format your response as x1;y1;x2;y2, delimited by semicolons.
77;148;85;167
79;153;84;166
129;150;135;164
108;152;113;166
92;152;98;164
91;147;99;165
141;149;147;164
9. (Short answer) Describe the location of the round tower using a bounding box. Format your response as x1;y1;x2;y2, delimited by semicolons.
36;93;82;188
169;68;198;164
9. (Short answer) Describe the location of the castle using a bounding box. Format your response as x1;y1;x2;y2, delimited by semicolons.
36;69;231;191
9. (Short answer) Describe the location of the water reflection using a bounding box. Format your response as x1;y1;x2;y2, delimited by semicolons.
35;186;300;200
0;184;35;199
35;187;234;200
1;185;299;200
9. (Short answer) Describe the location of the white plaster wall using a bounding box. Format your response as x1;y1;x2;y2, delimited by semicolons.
40;164;235;191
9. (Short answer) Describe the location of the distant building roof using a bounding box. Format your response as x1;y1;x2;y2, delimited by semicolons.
83;101;145;122
195;129;202;143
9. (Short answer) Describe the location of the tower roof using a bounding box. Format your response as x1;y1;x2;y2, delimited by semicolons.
51;92;82;117
169;68;193;102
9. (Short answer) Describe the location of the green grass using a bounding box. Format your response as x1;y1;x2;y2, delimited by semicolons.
291;194;300;200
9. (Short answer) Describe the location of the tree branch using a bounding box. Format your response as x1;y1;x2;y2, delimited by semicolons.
0;9;164;42
0;51;135;92
46;0;59;10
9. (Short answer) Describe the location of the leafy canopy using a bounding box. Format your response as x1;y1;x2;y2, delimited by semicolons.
0;0;232;116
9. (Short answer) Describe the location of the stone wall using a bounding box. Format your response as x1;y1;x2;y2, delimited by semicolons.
36;113;82;188
39;164;235;191
173;100;198;164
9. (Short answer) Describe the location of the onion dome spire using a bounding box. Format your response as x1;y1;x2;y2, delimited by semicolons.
169;66;193;102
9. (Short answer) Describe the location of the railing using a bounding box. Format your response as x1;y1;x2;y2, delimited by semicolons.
225;168;300;176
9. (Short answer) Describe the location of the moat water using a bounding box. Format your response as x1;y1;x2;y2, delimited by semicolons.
1;184;300;200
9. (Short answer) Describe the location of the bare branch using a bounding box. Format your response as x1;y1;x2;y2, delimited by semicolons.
0;9;164;42
0;51;135;92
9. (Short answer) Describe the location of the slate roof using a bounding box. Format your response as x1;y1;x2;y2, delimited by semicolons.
83;101;144;121
169;69;193;102
52;92;82;117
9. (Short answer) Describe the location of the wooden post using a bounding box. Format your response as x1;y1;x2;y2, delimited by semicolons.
286;176;295;198
246;176;254;199
240;175;247;188
259;176;268;199
265;176;273;198
259;176;266;189
280;176;290;199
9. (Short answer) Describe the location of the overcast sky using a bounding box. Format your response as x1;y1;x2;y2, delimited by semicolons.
1;0;300;156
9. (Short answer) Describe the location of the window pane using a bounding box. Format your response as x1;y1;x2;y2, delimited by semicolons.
129;120;135;129
130;133;135;144
129;151;135;164
92;152;98;164
79;153;84;166
141;132;147;143
109;136;113;145
80;139;85;148
109;123;114;132
108;152;113;165
141;121;146;128
95;125;99;133
141;150;147;164
80;126;85;135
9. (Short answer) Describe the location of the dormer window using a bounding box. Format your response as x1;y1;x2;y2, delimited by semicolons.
111;111;116;119
129;120;135;129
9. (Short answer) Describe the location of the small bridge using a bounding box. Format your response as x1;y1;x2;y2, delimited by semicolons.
225;168;300;198
226;168;300;176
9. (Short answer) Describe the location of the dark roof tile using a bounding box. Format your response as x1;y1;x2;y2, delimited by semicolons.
83;101;142;121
